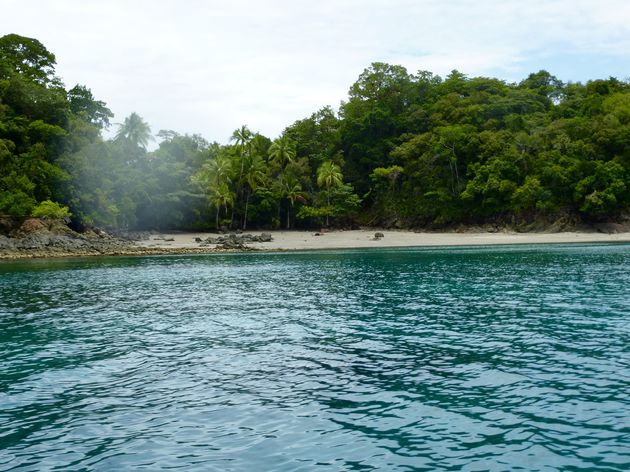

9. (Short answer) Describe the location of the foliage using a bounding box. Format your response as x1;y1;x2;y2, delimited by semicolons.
1;33;628;231
0;34;59;85
115;112;152;149
31;199;71;219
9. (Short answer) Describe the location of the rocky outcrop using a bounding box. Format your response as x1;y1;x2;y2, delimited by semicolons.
0;235;16;250
199;232;273;249
0;218;133;258
0;220;275;259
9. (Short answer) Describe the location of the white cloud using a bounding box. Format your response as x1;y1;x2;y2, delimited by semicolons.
2;0;629;144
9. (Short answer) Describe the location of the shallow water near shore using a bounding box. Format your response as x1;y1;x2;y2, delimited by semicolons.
1;244;629;471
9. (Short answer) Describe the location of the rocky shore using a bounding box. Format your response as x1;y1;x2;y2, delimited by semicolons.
0;218;268;259
2;217;630;260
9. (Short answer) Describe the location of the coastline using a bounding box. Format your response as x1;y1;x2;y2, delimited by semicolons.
2;229;630;260
139;229;630;251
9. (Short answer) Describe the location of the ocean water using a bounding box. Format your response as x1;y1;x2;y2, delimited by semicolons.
0;244;628;471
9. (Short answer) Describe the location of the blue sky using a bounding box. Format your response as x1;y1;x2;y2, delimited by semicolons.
2;0;629;144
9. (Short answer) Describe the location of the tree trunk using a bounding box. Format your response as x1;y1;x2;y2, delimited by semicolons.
453;156;460;189
234;148;246;227
326;192;330;226
215;206;220;229
277;201;282;229
286;205;291;229
230;200;236;229
243;190;250;230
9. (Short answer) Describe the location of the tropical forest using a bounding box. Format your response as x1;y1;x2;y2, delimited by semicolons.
1;33;629;232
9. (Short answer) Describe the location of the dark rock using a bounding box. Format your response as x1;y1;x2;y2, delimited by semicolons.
194;237;202;242
219;240;246;250
0;216;22;236
0;217;138;257
374;232;384;239
0;235;15;250
199;232;272;247
113;230;151;241
594;222;627;234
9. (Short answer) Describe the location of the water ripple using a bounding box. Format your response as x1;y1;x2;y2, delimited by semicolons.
0;244;629;471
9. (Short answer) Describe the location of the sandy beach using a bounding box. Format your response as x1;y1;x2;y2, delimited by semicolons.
137;229;630;251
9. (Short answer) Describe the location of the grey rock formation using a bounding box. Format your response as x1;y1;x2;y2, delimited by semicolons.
200;233;274;247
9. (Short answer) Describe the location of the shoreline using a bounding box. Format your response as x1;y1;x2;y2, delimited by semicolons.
2;229;629;260
137;229;630;251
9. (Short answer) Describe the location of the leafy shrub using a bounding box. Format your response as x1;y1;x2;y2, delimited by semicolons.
31;200;72;219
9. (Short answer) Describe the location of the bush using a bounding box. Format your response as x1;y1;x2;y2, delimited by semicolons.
31;200;72;219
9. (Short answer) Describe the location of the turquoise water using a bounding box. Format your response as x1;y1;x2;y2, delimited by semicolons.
0;244;628;471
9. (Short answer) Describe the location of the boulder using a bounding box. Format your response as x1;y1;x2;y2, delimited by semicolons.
219;240;246;250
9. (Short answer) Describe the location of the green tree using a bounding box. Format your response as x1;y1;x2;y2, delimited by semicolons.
279;174;306;229
242;154;267;230
31;200;71;219
115;112;152;149
67;85;113;128
269;134;297;169
210;182;235;229
316;160;343;225
340;62;414;194
0;34;59;85
193;151;235;228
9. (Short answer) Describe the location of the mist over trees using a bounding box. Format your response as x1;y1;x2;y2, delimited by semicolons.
1;34;628;231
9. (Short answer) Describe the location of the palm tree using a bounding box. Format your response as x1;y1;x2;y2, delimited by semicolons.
230;125;253;227
210;182;234;229
268;135;297;169
231;125;253;151
280;174;306;229
206;153;232;188
192;153;233;229
316;161;343;225
115;112;152;149
242;154;268;230
230;126;253;182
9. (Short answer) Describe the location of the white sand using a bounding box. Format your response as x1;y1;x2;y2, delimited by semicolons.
136;230;630;251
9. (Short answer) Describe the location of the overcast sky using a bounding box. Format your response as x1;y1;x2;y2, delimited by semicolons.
2;0;629;144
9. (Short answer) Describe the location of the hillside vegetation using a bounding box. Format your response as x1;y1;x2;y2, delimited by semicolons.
1;34;628;231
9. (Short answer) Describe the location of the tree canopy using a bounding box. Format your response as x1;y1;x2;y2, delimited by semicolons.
1;34;628;231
